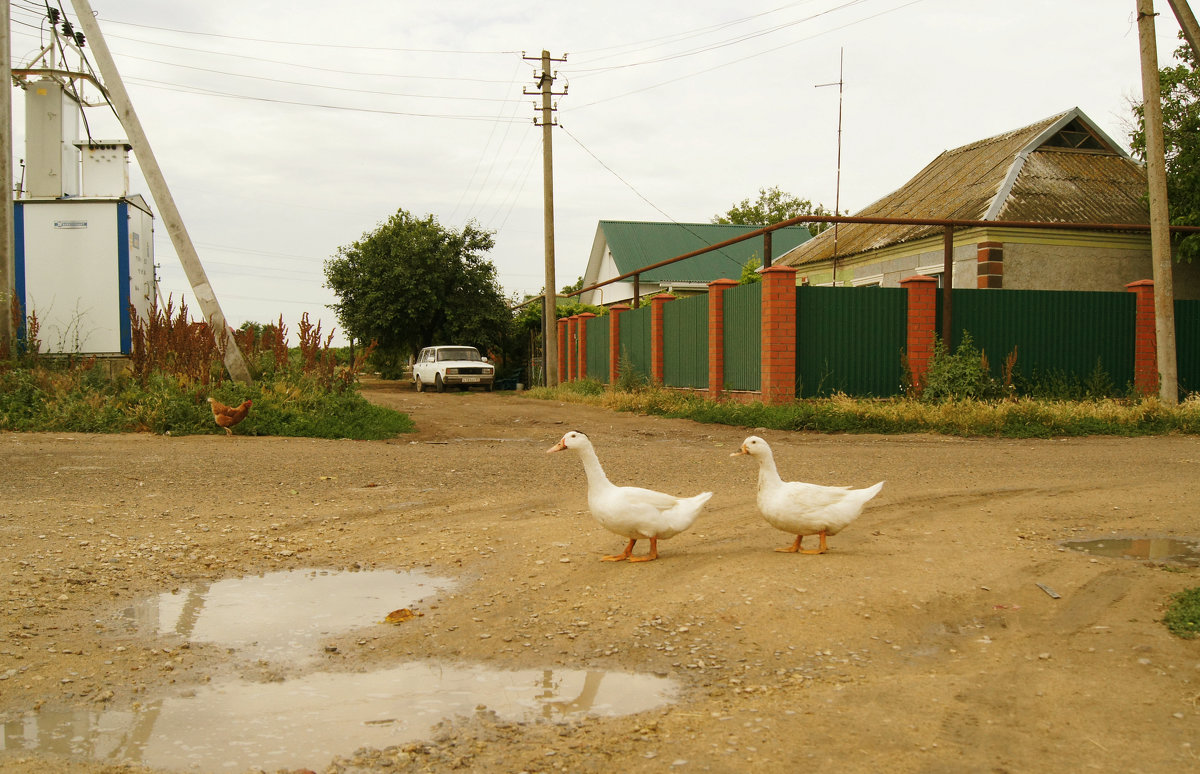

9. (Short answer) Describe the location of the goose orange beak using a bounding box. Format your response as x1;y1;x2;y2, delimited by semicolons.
547;439;567;453
731;443;749;457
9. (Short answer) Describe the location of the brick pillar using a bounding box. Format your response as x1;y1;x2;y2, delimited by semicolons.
556;317;569;384
901;275;939;392
608;304;631;384
1126;280;1158;396
977;241;1003;289
707;278;738;399
649;293;675;384
566;315;580;382
577;312;596;380
760;265;798;404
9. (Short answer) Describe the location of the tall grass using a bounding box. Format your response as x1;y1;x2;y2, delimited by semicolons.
1;298;412;439
529;381;1200;437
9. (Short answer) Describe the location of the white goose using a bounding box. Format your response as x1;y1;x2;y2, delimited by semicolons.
733;435;883;554
548;430;713;562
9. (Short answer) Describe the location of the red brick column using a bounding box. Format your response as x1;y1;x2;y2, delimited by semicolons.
566;315;580;382
1126;279;1158;396
901;275;939;392
977;241;1003;289
577;312;596;380
608;304;631;384
556;316;569;384
649;294;675;384
760;265;798;404
707;278;738;399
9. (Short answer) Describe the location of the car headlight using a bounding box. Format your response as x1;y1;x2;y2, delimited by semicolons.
446;368;459;375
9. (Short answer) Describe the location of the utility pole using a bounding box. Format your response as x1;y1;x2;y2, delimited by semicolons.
815;48;844;285
0;0;13;358
1136;0;1179;404
68;0;253;384
524;50;566;386
1167;0;1200;57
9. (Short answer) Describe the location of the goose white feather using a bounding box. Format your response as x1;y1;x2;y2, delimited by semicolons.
734;435;883;554
548;430;713;562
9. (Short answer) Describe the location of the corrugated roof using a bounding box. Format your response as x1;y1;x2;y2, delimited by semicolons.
778;108;1150;267
600;221;812;282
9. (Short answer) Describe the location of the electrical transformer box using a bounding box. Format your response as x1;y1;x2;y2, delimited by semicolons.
15;196;156;355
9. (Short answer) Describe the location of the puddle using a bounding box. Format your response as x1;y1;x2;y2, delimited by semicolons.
122;569;455;665
2;665;676;771
1063;537;1200;566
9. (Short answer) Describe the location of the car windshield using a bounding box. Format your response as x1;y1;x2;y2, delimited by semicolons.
437;348;482;362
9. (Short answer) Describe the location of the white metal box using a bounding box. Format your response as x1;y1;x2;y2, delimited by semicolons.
76;141;132;198
24;79;81;198
15;197;156;355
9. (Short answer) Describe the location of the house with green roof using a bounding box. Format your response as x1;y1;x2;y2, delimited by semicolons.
579;221;813;307
776;107;1200;298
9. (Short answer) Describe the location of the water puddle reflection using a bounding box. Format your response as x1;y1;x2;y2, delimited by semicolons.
1063;537;1200;566
3;665;676;772
122;569;454;665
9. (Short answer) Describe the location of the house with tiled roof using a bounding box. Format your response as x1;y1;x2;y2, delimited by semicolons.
579;220;812;307
776;107;1200;297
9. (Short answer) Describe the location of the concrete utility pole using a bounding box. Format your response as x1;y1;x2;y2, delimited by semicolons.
524;50;566;386
1167;0;1200;57
1136;0;1179;404
0;1;13;358
69;0;252;384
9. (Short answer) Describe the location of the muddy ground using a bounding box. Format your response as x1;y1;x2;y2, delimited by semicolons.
2;380;1199;774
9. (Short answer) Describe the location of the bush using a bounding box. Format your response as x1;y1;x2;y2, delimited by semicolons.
921;332;1001;403
1163;586;1200;639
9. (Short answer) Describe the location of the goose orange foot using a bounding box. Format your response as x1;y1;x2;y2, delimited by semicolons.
627;538;658;562
775;532;829;554
602;539;637;562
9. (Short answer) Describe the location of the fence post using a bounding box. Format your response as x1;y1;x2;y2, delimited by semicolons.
578;312;596;381
901;275;939;392
1126;279;1159;396
760;265;798;405
650;293;675;384
707;278;738;400
566;315;580;382
556;316;569;384
608;303;631;383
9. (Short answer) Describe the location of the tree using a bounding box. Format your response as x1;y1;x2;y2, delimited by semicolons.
324;210;510;376
712;185;837;237
1130;35;1200;262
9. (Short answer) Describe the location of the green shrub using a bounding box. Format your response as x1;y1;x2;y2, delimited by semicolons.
921;333;1000;403
1163;586;1200;639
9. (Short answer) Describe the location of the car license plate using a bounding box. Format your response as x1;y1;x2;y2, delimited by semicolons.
463;376;479;383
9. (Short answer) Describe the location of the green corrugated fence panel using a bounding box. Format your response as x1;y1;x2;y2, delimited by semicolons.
723;282;761;391
618;305;652;379
795;286;907;397
663;295;708;389
585;317;610;382
1177;299;1200;395
948;289;1135;388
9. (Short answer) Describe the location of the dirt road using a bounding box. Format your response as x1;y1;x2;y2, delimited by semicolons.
2;381;1199;773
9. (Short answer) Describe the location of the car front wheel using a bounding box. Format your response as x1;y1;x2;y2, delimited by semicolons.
415;375;424;393
435;374;445;393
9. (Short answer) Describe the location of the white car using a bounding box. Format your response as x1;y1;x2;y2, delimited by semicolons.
412;345;495;392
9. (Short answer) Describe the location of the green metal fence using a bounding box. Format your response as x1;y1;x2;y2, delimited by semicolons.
618;305;652;380
944;289;1136;390
585;317;610;382
662;295;709;389
1177;299;1200;395
795;286;907;397
722;282;761;391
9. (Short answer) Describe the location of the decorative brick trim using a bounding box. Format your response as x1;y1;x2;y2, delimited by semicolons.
1126;280;1158;396
649;294;675;384
901;275;939;392
608;304;631;383
707;278;738;399
556;317;569;384
577;312;596;380
760;265;797;404
976;242;1004;289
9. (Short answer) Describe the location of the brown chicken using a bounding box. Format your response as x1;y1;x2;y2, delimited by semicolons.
207;397;252;437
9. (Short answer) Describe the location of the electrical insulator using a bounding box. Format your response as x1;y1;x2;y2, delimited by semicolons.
74;32;86;47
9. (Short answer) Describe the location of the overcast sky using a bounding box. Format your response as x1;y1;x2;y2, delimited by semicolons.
8;0;1189;345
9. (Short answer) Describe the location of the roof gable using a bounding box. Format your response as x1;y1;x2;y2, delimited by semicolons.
779;108;1148;267
595;220;812;283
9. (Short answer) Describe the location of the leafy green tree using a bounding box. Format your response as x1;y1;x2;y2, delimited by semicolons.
712;185;837;236
739;256;762;284
324;210;509;376
561;276;585;294
1130;36;1200;262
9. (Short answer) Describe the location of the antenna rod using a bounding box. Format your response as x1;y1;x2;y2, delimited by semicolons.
816;48;844;284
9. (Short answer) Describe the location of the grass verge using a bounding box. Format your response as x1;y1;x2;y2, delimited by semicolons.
1163;587;1200;639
